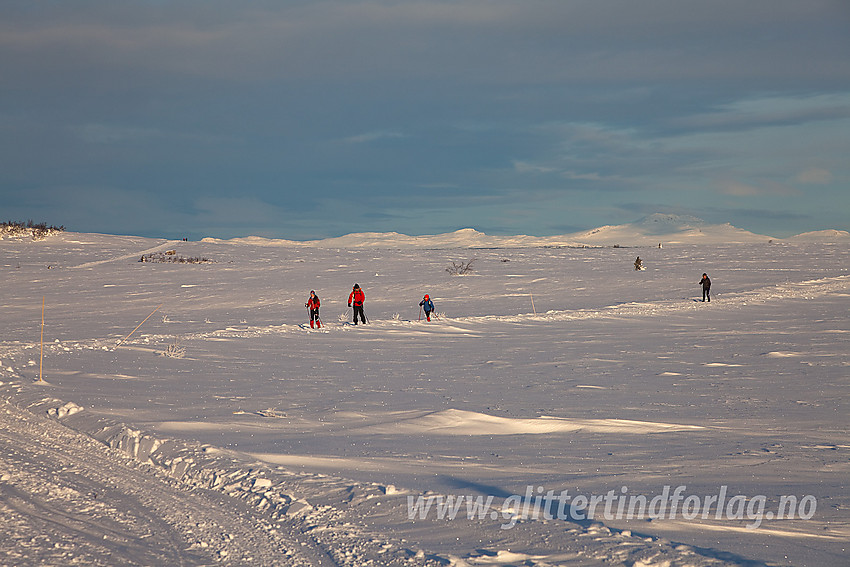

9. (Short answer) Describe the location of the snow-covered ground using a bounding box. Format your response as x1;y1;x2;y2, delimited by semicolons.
1;225;848;566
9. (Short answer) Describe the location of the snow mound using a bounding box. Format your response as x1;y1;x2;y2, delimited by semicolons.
47;401;84;419
352;409;704;435
571;214;774;245
787;229;850;242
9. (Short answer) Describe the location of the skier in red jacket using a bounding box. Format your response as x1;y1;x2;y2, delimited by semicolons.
306;290;322;328
348;284;366;324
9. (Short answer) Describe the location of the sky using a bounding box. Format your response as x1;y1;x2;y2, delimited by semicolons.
1;0;849;240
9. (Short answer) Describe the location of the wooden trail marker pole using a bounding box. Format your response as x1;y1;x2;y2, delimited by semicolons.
530;293;537;315
39;296;45;382
115;304;163;349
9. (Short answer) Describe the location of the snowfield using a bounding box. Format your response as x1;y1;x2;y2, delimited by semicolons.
1;224;848;566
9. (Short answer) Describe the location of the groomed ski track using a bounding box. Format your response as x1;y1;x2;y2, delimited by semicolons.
10;273;840;347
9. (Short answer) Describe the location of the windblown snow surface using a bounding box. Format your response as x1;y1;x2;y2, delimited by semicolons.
1;226;848;566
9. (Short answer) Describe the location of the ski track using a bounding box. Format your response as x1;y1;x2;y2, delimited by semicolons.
0;390;468;567
0;398;325;566
4;273;841;351
66;240;180;270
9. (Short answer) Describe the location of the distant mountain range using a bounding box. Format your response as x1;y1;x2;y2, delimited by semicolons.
203;214;849;248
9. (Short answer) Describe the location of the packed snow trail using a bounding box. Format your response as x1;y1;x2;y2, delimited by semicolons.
66;240;178;269
78;273;850;344
0;388;484;567
0;398;333;566
2;273;848;370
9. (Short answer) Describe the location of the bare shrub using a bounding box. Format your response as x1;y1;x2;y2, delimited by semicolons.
446;258;475;275
162;337;186;358
1;220;65;240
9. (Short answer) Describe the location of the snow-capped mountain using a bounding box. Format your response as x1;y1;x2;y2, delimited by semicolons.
202;213;781;248
567;213;776;246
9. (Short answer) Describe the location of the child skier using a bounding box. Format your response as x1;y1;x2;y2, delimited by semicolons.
306;290;322;328
419;294;434;322
348;284;366;324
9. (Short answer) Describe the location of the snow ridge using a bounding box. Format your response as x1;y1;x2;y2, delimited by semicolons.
199;213;791;248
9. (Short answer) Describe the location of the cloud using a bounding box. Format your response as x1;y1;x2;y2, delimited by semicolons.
670;94;850;132
6;0;848;90
717;180;800;198
193;196;285;225
342;131;406;144
510;122;681;187
2;1;849;240
2;185;194;237
512;161;557;174
719;182;762;197
76;123;234;145
417;182;461;189
560;171;623;183
78;124;166;144
795;167;833;185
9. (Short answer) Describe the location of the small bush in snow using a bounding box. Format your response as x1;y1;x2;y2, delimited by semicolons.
162;338;186;358
139;252;214;264
446;258;475;275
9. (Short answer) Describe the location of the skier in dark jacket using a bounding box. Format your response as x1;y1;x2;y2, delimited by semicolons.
306;290;321;328
348;284;366;324
700;273;711;302
419;294;434;322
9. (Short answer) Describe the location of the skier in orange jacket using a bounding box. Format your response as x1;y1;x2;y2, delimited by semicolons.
306;291;322;328
348;284;366;324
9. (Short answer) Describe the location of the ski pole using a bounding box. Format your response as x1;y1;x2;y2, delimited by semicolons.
115;304;163;349
419;305;423;321
39;296;45;383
